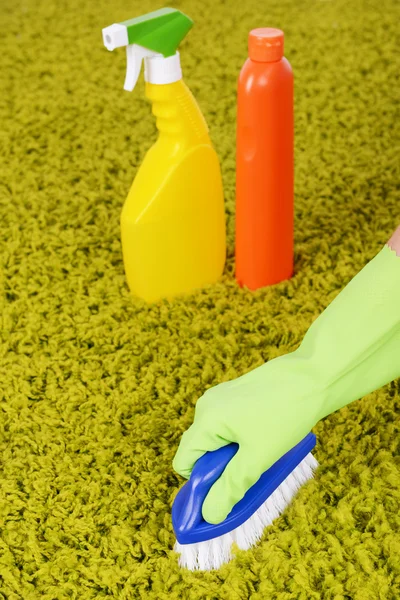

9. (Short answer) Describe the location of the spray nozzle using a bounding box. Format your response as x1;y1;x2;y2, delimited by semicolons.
102;8;193;92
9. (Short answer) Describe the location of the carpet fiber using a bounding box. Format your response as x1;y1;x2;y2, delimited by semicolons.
1;0;400;597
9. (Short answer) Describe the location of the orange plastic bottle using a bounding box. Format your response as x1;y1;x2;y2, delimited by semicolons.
235;28;294;290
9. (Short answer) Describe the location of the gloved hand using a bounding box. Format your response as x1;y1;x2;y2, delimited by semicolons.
173;352;327;524
173;243;400;525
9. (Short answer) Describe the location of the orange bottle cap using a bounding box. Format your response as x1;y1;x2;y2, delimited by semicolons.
248;28;284;62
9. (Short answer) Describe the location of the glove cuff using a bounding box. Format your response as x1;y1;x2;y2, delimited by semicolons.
296;244;400;419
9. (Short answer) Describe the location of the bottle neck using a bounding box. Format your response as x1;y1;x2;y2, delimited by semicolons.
145;79;210;148
144;51;182;85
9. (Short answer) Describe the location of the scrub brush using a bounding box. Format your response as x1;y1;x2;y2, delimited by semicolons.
172;432;318;570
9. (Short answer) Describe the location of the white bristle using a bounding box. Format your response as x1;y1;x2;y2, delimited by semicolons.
174;451;318;571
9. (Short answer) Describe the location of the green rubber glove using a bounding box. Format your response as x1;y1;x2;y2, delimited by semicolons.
173;244;400;524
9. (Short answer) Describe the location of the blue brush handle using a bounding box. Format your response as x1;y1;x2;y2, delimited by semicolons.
173;443;239;534
172;433;316;545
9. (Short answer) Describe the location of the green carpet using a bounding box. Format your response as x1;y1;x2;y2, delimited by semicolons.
1;0;400;597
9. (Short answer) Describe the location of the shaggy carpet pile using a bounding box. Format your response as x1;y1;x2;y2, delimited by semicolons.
1;0;399;597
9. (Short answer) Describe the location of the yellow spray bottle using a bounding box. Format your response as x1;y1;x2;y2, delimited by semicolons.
102;8;226;303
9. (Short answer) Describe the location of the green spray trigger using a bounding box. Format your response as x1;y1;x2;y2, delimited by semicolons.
102;8;193;91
